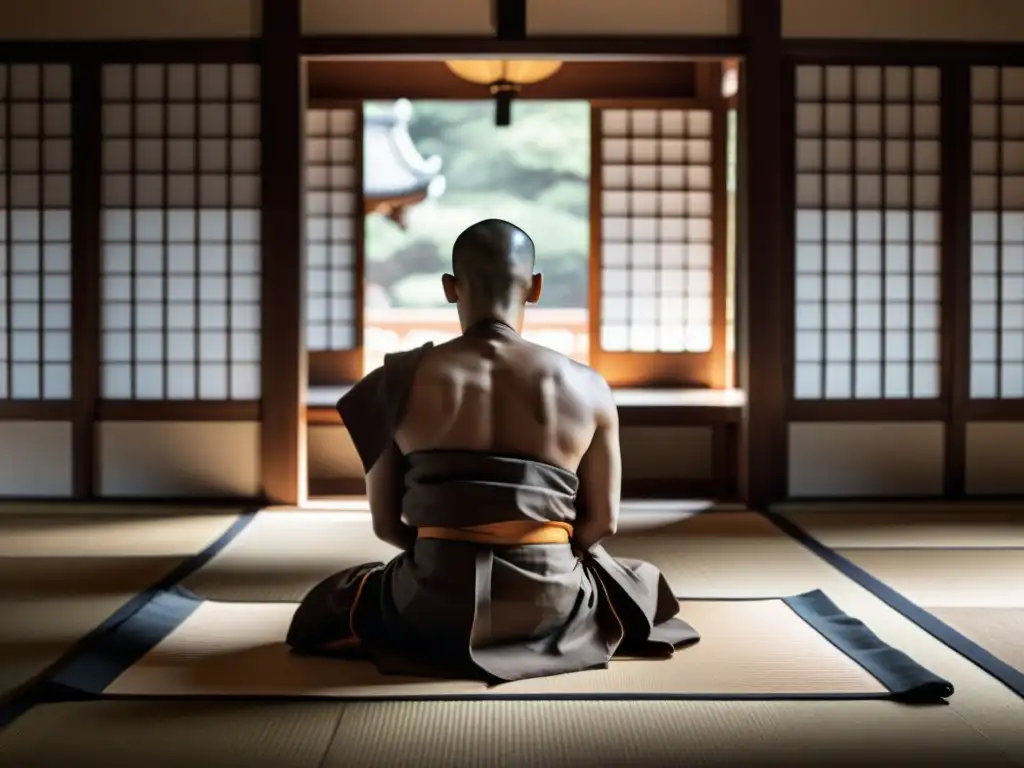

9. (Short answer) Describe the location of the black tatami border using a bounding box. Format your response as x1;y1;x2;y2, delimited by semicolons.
0;509;259;727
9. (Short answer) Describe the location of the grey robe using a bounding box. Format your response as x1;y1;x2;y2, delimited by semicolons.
286;343;699;682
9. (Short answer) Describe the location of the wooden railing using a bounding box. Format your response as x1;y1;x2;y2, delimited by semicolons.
363;308;589;371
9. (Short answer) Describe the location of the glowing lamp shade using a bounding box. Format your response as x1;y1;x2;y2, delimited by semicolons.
444;60;564;87
444;60;564;126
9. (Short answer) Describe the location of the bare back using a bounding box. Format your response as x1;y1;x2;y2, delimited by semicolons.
394;325;621;544
397;331;599;469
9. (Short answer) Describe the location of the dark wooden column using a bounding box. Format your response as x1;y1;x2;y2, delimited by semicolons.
737;0;787;508
941;65;971;497
71;59;101;498
260;0;306;505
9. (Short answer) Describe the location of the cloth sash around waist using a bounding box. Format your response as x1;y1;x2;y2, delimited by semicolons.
417;520;573;545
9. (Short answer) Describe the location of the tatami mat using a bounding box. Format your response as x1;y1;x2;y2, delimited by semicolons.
96;596;896;699
169;509;1024;753
322;699;1015;768
181;511;399;602
3;507;1024;764
0;503;245;516
0;558;183;699
0;700;345;768
836;548;1024;608
927;607;1024;673
0;511;240;700
0;555;186;600
603;513;831;597
0;512;241;557
782;510;1024;549
475;512;1024;753
182;510;824;602
1;594;161;699
0;699;1014;768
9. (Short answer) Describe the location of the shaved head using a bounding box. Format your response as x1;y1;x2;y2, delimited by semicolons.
444;219;542;331
452;219;535;295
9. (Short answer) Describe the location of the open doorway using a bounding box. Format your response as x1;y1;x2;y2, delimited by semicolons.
303;56;736;390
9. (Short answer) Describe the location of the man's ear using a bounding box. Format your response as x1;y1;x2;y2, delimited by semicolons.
441;273;459;304
526;273;543;304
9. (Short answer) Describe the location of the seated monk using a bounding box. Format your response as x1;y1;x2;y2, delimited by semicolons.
286;219;699;682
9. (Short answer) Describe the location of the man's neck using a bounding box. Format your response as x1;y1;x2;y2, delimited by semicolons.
462;306;523;335
463;316;521;338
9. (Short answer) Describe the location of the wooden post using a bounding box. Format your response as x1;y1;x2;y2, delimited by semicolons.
942;64;971;496
71;59;101;498
260;0;306;505
737;0;787;508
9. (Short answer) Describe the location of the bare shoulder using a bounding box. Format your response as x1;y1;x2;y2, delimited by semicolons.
525;344;615;424
412;337;464;374
562;355;606;392
567;358;616;420
520;338;598;382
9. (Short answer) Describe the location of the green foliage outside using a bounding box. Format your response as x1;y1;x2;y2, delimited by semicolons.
364;100;590;309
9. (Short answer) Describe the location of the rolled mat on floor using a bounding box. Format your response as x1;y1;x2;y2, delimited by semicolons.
766;511;1024;700
42;586;952;703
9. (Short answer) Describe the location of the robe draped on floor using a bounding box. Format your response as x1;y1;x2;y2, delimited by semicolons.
286;341;700;683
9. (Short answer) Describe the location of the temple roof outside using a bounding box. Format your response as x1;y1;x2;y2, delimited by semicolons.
363;100;445;202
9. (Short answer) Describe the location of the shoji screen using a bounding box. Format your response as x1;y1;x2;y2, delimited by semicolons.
0;64;73;400
100;63;261;400
971;67;1024;399
793;65;942;401
591;104;726;387
304;107;359;354
596;107;715;354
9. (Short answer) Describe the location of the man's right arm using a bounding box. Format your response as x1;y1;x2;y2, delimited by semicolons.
574;375;621;551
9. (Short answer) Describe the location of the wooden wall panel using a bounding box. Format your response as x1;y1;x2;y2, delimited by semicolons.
302;0;492;35
526;0;740;37
0;0;260;40
98;420;260;496
0;421;72;496
784;0;1024;42
789;422;945;497
965;422;1024;494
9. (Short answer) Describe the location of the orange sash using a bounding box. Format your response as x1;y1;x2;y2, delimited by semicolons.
417;520;573;545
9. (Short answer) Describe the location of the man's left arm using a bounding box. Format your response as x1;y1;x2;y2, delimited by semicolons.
365;439;417;550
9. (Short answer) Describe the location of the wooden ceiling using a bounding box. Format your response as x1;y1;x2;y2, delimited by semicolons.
306;59;709;101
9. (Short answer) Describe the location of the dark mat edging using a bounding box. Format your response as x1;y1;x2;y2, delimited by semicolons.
764;510;1024;701
783;590;953;703
35;587;950;704
0;509;258;728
